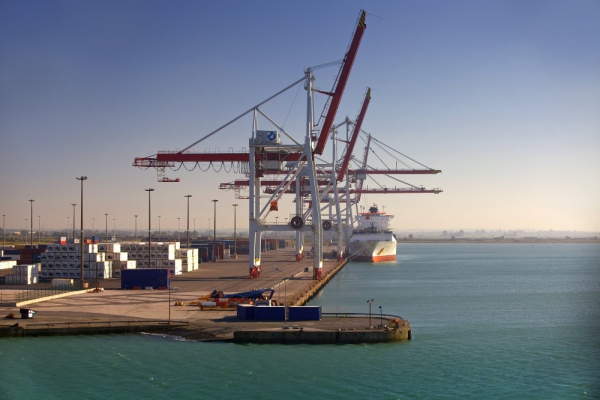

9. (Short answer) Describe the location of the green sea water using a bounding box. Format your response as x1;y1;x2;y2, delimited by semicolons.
1;243;599;399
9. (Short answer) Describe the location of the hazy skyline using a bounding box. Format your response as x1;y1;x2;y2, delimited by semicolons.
1;1;599;232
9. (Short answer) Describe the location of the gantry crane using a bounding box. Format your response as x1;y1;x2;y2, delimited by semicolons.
133;10;369;279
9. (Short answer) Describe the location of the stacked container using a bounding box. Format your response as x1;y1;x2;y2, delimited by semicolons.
41;243;110;280
4;264;39;285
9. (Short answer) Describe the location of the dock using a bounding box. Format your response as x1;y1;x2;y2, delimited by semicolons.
0;249;410;343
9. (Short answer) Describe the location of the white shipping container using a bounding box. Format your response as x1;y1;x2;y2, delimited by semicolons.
0;260;17;270
52;278;74;287
87;253;105;262
161;243;176;253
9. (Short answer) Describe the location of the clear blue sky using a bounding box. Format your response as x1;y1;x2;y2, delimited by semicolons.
1;0;599;233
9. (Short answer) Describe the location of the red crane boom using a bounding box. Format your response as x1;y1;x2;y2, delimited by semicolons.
337;88;370;182
313;10;367;156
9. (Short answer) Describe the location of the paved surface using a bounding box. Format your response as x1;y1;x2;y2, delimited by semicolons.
0;249;384;340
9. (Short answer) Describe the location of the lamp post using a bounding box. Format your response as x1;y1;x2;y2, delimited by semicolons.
379;305;383;328
71;203;77;242
76;176;87;284
134;215;138;241
146;189;154;265
105;213;108;241
232;204;238;259
275;216;279;250
212;200;218;261
275;267;287;325
367;299;374;328
185;195;192;248
28;199;34;247
177;217;181;242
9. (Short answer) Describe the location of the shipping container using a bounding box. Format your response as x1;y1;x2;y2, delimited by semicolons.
121;268;170;289
288;306;322;321
236;304;255;320
253;305;285;321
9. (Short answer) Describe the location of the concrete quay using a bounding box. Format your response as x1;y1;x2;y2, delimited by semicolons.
0;249;410;343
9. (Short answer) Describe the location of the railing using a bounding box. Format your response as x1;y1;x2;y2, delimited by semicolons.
24;320;189;329
323;312;404;321
0;282;86;305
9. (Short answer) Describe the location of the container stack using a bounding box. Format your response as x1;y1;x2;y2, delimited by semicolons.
175;248;199;272
4;264;40;285
122;242;184;276
40;243;111;280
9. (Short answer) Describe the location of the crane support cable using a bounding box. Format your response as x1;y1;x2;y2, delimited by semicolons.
369;135;437;171
362;162;421;189
179;75;306;153
369;138;412;169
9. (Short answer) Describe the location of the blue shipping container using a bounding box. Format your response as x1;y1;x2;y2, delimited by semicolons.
253;306;285;321
121;268;170;290
288;306;321;321
236;304;255;320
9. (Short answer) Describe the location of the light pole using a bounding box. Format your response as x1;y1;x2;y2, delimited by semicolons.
28;199;34;247
135;215;138;241
232;204;238;259
113;218;116;241
275;267;287;325
177;217;181;242
379;305;383;328
105;213;108;241
71;203;77;242
367;299;374;328
146;188;154;264
76;176;87;284
275;216;279;250
158;215;161;241
185;195;192;248
212;200;218;261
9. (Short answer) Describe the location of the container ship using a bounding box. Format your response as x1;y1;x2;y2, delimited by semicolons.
349;204;397;262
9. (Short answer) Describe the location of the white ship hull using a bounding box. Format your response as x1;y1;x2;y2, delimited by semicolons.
348;232;397;262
